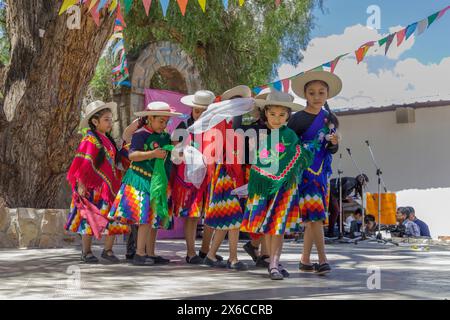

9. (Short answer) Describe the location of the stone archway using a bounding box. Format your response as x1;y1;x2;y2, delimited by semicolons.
130;41;203;118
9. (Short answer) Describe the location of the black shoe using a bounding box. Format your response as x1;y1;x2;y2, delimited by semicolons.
148;255;170;264
315;263;331;275
101;250;120;264
243;241;259;262
199;250;223;261
299;262;318;272
186;255;204;265
125;252;135;261
204;256;227;268
255;255;270;268
268;267;284;280
278;264;290;278
226;260;248;271
132;254;155;266
81;251;99;264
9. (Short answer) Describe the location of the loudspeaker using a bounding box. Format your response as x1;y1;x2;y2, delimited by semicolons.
396;107;415;124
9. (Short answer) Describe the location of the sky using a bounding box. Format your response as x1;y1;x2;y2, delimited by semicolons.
277;0;450;109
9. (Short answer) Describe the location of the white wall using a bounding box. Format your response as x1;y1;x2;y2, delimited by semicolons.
332;105;450;192
330;105;450;238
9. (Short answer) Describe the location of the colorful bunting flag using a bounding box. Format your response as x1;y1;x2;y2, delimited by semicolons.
59;0;78;15
90;1;101;26
177;0;188;16
273;80;282;91
88;0;99;12
416;18;428;35
116;3;127;27
97;0;109;12
239;0;245;6
281;79;290;93
222;0;229;10
275;0;281;7
437;6;450;19
142;0;152;16
405;22;418;40
355;41;374;64
396;28;406;46
160;0;170;17
384;33;395;55
198;0;206;13
124;0;133;13
427;12;439;27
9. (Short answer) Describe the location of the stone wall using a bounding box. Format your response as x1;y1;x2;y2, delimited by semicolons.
0;207;79;249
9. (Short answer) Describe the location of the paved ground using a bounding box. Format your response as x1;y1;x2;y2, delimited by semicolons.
1;239;449;300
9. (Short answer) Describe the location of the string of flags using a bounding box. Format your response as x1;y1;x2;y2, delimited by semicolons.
252;5;450;95
59;0;283;19
109;16;130;87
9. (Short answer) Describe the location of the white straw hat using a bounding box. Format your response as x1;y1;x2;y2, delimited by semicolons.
221;85;252;100
180;90;216;109
80;100;117;130
134;101;182;117
255;89;304;112
291;70;343;99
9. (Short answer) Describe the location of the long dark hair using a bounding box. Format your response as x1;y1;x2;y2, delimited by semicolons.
88;108;119;168
304;80;339;129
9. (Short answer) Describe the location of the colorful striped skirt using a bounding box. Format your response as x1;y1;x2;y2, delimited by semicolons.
241;182;301;235
169;169;206;219
108;183;173;229
298;171;330;223
65;189;129;236
204;164;243;230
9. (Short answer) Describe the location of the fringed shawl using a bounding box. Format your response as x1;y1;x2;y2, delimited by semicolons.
67;130;121;205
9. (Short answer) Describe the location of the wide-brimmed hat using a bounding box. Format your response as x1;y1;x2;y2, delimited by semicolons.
255;89;304;112
291;70;342;99
221;85;252;100
80;100;117;130
134;101;182;117
180;90;216;109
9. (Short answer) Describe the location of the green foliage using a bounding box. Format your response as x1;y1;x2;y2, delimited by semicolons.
123;0;322;94
87;55;114;103
0;3;10;66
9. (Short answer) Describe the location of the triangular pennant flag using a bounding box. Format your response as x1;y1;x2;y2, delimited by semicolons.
396;28;406;46
160;0;170;17
116;4;127;27
198;0;206;12
416;18;428;36
330;53;348;73
281;79;290;93
124;0;133;13
378;36;389;47
90;1;101;26
222;0;228;10
239;0;245;6
109;0;118;13
177;0;188;15
97;0;109;12
88;0;99;11
311;65;324;72
322;61;332;68
273;81;282;91
59;0;78;15
405;22;417;40
427;12;439;27
253;86;263;94
384;33;395;55
142;0;152;15
275;0;281;7
437;6;450;19
355;45;370;64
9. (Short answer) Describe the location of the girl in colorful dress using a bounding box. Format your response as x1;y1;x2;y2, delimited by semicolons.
188;86;254;271
289;71;342;275
170;90;220;264
65;101;130;263
108;102;181;266
240;90;312;280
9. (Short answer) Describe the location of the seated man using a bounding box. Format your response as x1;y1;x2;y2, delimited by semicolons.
400;208;420;237
406;207;431;238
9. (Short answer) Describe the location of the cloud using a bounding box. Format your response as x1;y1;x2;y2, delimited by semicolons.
278;24;450;109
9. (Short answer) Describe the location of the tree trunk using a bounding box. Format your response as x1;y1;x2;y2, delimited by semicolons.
0;1;115;208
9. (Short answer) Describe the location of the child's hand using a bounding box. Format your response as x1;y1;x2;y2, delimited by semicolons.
151;148;167;159
77;183;87;197
329;133;339;145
